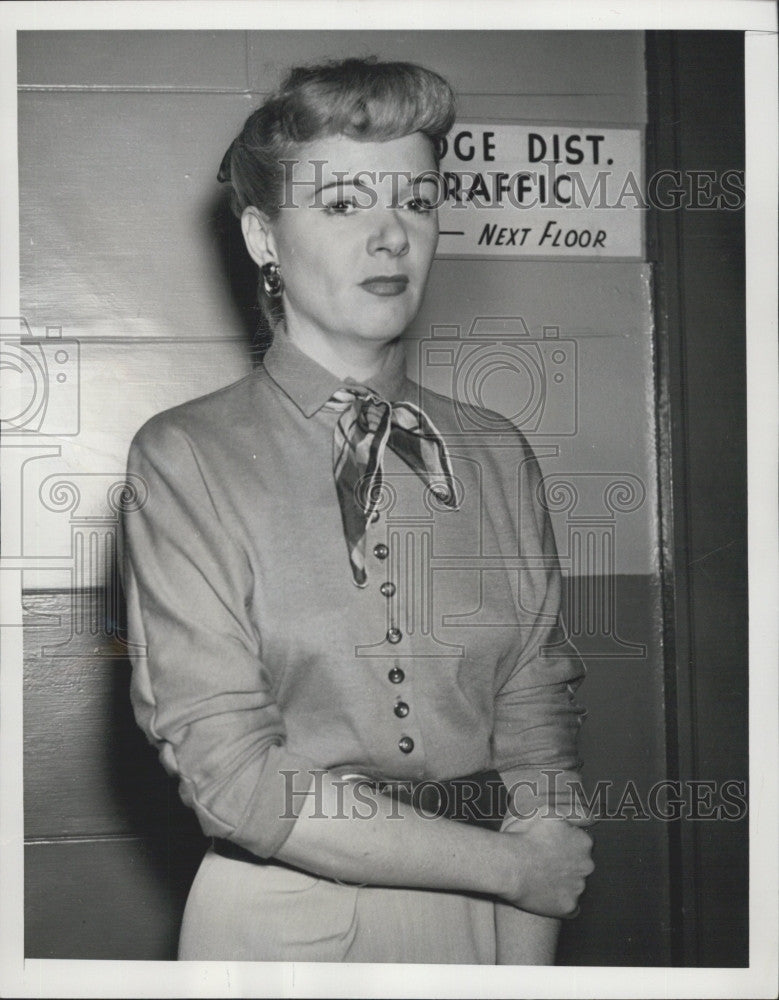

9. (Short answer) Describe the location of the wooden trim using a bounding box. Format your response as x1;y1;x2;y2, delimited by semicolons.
645;29;698;967
645;29;748;968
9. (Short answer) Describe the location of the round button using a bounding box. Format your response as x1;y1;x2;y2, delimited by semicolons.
398;736;415;754
394;701;410;718
388;666;405;684
380;581;396;598
373;543;389;560
386;627;402;644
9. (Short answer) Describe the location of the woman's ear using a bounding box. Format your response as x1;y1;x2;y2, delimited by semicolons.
241;206;277;268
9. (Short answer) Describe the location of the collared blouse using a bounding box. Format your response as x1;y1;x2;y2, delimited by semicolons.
123;334;585;859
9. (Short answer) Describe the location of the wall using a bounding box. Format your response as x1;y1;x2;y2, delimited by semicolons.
18;30;670;964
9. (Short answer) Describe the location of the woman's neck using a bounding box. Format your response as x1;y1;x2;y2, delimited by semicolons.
281;321;400;383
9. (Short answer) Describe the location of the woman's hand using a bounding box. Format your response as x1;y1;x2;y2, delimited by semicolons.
498;813;595;918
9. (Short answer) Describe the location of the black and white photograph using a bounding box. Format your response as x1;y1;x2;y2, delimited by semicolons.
0;2;776;997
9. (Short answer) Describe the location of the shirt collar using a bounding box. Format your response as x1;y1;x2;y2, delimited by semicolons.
263;333;409;418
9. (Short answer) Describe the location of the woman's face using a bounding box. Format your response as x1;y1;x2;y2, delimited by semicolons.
249;131;440;360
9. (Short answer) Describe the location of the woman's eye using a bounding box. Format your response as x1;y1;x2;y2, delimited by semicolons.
404;198;435;214
325;198;359;215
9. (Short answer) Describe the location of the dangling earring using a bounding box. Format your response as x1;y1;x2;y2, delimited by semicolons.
261;261;283;298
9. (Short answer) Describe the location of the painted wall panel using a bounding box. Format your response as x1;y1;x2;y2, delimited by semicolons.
25;837;200;960
456;93;646;124
19;90;257;339
18;30;249;90
24;591;171;838
247;31;647;123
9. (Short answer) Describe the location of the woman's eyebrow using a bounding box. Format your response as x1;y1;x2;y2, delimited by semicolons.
313;177;373;196
313;172;440;196
411;172;440;186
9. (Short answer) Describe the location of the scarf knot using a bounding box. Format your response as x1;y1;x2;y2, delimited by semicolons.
324;387;458;586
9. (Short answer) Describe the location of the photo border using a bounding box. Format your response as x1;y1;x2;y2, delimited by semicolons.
1;2;776;997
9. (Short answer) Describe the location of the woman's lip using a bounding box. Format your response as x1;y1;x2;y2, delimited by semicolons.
359;276;409;296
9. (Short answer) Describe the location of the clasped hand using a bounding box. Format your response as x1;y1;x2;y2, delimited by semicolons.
500;809;595;919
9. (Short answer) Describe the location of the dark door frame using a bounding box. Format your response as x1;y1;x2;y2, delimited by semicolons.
646;30;748;967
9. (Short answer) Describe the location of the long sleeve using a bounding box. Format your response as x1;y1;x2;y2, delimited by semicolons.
122;416;317;858
489;432;587;960
491;433;586;820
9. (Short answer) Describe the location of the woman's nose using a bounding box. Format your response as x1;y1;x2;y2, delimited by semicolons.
366;208;409;256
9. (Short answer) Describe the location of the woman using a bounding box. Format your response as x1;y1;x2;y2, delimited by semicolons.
123;57;593;965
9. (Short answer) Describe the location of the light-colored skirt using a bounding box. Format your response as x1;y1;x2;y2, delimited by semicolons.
178;848;497;963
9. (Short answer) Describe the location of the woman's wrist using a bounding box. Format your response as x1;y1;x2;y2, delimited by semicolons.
488;829;528;903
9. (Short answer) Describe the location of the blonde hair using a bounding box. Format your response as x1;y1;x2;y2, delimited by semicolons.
217;56;456;339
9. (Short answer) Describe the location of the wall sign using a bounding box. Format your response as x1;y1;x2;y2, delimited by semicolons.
436;124;643;259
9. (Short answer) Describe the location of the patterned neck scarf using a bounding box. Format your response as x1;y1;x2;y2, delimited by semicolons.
325;387;458;587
